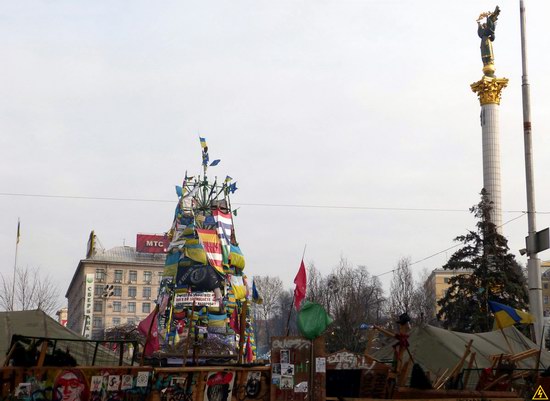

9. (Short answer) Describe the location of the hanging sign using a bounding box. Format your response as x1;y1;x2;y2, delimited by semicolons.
136;234;169;253
174;292;217;306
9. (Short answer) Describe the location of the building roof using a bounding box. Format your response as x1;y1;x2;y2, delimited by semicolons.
65;246;165;298
88;246;165;264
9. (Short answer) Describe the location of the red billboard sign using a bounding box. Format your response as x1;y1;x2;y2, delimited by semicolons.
136;234;169;253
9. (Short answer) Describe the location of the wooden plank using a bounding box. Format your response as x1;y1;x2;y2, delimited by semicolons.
270;336;312;401
35;340;49;368
312;336;326;401
462;352;476;389
359;365;390;398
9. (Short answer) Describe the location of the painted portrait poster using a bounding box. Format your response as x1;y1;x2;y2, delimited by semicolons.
203;371;235;401
53;369;90;401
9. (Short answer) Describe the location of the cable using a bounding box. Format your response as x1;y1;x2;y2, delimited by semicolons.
0;191;534;280
0;192;172;203
373;212;528;278
0;192;547;214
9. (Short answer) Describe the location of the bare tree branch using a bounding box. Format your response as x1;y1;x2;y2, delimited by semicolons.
388;257;415;320
0;266;62;316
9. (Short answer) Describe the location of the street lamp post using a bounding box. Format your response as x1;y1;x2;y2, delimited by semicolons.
519;0;544;345
102;285;114;340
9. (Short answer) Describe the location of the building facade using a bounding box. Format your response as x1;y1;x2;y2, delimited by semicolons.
66;234;165;339
425;269;473;317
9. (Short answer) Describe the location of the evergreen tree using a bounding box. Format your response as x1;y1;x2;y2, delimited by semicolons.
437;189;528;332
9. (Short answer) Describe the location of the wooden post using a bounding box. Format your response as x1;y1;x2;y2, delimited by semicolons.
92;342;99;366
449;340;473;379
119;341;124;366
285;295;295;336
309;339;314;401
398;360;412;387
462;352;476;389
36;340;49;368
3;343;17;367
182;300;196;366
500;328;514;354
238;301;248;364
365;327;375;356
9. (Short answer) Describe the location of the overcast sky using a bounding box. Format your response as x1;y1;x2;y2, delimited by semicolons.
2;1;550;306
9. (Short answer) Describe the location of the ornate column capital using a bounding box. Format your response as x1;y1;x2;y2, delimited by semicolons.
471;76;509;105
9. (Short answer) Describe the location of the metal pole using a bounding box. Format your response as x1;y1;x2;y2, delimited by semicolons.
519;0;543;345
11;218;20;310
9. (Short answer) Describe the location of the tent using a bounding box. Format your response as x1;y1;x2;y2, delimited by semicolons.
0;310;133;366
372;324;550;376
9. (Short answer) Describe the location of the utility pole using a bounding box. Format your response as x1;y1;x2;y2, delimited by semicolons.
519;0;544;345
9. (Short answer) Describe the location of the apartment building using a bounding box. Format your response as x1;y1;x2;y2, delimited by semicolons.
425;268;474;317
66;232;165;339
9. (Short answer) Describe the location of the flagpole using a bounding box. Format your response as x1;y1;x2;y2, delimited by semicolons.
226;191;238;244
285;295;295;337
11;219;20;311
285;245;307;336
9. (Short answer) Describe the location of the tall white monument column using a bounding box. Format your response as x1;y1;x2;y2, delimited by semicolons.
471;76;508;233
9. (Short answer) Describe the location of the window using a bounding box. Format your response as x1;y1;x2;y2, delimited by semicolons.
114;270;123;283
128;302;136;313
144;271;152;283
95;269;106;282
443;278;450;284
92;317;103;328
113;301;121;312
95;285;104;295
93;300;103;313
545;296;549;305
143;287;151;298
545;283;549;290
129;270;137;282
142;302;151;313
127;317;136;325
157;272;163;284
113;286;122;297
112;317;121;326
128;287;137;298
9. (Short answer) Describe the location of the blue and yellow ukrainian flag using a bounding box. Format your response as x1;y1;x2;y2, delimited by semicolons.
199;137;207;149
488;300;535;329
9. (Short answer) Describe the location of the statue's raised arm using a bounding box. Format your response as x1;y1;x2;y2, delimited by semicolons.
489;6;501;26
477;6;501;76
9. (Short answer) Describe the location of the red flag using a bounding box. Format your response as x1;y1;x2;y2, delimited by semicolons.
138;309;159;356
294;259;307;310
229;307;240;333
245;336;254;363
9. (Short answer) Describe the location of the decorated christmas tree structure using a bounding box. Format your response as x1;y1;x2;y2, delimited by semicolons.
154;137;256;362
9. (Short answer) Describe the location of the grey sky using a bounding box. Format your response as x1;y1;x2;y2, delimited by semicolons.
2;1;550;302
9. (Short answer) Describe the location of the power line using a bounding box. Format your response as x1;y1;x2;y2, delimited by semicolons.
0;192;171;203
373;212;528;278
0;192;548;214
